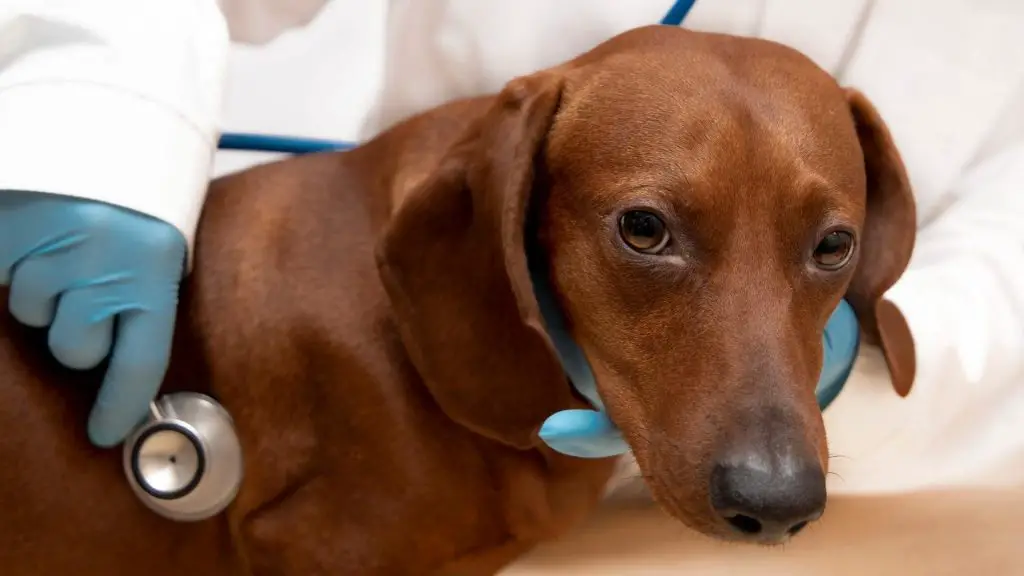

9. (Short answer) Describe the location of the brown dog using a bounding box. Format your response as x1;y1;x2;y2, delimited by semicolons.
0;25;915;575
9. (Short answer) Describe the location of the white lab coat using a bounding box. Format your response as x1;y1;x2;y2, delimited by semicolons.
1;0;1022;495
0;0;329;256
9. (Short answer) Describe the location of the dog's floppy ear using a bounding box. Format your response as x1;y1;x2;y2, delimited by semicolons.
376;73;571;449
843;88;917;397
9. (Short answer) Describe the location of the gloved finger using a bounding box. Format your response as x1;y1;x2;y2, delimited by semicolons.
47;287;116;370
0;193;83;285
538;409;629;458
0;193;43;285
88;308;177;447
7;255;71;327
0;243;12;285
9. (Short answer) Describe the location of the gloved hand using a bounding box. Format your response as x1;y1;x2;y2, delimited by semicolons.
0;191;186;447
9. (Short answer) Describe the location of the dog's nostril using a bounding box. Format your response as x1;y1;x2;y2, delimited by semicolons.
787;520;809;536
726;514;763;535
710;458;825;540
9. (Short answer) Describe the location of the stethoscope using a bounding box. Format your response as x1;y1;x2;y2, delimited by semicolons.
122;393;243;522
123;0;698;522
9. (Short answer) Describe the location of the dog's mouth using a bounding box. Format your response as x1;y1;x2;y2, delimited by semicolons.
642;476;821;546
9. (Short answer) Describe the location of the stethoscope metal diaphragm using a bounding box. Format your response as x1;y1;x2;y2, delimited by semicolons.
122;392;243;522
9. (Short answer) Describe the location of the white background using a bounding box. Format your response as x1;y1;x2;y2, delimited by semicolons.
212;0;387;177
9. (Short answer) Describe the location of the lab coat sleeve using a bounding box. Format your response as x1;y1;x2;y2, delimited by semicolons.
0;0;329;260
883;97;1024;409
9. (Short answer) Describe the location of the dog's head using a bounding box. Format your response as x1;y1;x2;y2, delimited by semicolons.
377;26;915;543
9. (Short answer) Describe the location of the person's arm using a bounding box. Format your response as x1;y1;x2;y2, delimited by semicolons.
0;0;330;256
0;0;329;447
883;89;1024;402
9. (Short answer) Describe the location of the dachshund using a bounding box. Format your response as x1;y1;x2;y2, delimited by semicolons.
0;25;915;575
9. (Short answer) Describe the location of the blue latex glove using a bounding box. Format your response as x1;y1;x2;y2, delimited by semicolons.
0;191;186;447
538;300;861;458
537;409;626;458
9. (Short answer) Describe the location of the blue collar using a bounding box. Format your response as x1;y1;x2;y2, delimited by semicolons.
531;265;860;459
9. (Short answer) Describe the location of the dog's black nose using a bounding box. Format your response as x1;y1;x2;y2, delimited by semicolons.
710;453;826;542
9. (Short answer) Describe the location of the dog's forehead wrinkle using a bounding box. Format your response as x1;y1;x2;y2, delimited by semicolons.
557;103;835;195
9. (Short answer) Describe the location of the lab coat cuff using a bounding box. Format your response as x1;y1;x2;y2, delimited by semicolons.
0;82;215;271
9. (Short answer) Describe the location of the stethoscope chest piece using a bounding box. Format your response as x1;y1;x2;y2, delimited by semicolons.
123;392;243;522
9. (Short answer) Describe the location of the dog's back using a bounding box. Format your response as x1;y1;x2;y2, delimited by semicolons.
177;123;538;574
0;96;613;575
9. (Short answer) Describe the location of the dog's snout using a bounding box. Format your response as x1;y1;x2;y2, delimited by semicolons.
710;451;826;543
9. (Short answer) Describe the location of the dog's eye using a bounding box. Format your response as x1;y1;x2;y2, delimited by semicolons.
813;231;855;270
619;210;670;254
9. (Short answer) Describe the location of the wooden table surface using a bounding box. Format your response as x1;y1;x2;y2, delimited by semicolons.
502;489;1024;575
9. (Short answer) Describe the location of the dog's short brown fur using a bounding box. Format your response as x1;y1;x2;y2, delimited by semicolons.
0;26;915;575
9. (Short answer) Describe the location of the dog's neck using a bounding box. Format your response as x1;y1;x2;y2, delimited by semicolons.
525;242;631;458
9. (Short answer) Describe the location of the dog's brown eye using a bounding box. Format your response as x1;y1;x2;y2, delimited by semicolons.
619;210;669;254
813;231;855;270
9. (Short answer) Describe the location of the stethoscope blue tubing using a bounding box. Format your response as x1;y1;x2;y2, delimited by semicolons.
215;0;697;155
